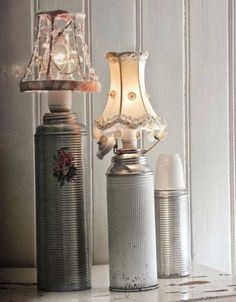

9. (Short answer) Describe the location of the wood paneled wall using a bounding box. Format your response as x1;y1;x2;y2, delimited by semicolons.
0;0;233;273
0;0;36;267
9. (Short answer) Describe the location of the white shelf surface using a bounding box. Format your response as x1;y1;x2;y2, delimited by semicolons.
1;264;236;302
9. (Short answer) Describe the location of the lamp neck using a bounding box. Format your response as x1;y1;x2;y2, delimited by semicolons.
48;91;72;113
121;129;138;150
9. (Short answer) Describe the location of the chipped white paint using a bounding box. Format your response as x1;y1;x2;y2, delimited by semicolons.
1;265;236;302
107;174;157;291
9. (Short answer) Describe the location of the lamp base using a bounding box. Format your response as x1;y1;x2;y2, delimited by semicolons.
107;150;158;291
35;112;91;291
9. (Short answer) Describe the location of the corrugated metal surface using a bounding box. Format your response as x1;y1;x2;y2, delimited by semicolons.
35;113;91;290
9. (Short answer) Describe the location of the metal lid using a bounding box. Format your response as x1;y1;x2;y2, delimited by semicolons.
36;112;87;135
107;151;153;176
43;112;79;124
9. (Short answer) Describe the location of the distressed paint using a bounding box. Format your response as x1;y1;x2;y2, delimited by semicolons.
107;170;157;291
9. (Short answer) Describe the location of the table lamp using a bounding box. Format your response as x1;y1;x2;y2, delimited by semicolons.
93;51;167;291
20;10;100;291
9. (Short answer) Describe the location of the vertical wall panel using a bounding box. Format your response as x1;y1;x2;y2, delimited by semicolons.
142;1;186;180
190;0;231;272
38;0;83;11
229;0;236;274
91;0;136;264
0;0;35;266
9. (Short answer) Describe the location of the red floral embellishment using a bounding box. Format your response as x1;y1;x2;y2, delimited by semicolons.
53;147;77;187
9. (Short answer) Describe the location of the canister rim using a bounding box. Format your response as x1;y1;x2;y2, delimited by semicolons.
155;189;188;198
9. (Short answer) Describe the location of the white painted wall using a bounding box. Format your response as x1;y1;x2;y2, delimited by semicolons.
0;0;234;273
0;0;36;267
189;0;231;272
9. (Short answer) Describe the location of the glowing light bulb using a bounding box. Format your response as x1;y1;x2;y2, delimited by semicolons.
51;36;78;74
53;51;67;66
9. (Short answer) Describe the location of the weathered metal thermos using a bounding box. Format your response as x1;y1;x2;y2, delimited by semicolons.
35;108;91;291
107;150;158;291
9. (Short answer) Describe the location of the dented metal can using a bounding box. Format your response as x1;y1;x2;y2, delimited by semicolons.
35;112;91;291
155;189;191;278
107;151;158;291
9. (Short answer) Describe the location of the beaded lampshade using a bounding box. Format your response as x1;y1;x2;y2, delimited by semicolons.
20;10;100;92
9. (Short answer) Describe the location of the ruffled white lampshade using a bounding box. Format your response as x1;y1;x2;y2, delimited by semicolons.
94;51;166;141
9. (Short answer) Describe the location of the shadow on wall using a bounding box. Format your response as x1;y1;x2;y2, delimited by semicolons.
0;0;36;267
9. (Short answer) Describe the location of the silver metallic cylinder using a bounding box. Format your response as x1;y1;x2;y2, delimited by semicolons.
35;112;91;291
107;151;158;291
155;189;191;278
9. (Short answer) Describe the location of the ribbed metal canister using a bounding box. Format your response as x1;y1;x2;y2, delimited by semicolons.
107;151;158;291
155;189;191;278
35;112;91;291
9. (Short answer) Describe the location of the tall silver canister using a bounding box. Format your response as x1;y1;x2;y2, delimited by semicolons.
35;112;91;291
107;150;158;291
155;154;191;278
